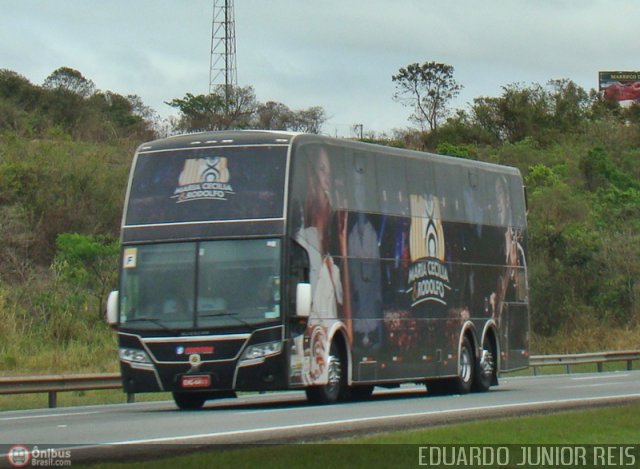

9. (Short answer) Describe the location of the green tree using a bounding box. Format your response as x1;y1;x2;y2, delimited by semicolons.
0;69;46;135
472;83;550;143
42;67;96;98
168;87;326;134
579;147;640;192
548;79;589;132
434;109;498;148
392;61;462;131
166;85;258;132
43;67;95;97
0;69;42;108
469;80;590;144
53;233;119;319
166;92;226;131
82;91;155;141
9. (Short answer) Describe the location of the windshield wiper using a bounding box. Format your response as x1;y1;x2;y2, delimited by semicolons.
125;317;177;332
199;311;252;327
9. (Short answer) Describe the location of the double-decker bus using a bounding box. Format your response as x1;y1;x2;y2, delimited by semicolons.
107;130;529;410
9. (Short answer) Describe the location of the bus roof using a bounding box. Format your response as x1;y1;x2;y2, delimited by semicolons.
137;130;520;177
136;130;300;153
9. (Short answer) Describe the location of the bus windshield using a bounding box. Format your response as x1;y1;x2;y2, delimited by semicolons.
125;145;287;226
119;239;281;330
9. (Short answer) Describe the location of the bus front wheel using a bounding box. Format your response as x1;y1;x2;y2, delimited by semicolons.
173;392;207;410
305;341;346;404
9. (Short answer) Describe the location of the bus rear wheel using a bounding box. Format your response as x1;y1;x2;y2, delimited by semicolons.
473;335;497;392
453;336;474;394
426;336;475;395
305;341;346;404
172;392;207;410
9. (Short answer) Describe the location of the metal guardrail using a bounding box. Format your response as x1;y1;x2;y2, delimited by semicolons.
529;350;640;376
1;351;638;408
0;373;132;408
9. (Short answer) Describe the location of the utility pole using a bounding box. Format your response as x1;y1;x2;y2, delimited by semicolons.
209;0;238;103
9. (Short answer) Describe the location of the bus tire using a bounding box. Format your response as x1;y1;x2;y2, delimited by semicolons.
454;336;474;394
305;340;346;404
473;334;497;392
172;392;207;410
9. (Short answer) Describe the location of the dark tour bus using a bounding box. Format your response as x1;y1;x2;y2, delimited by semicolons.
106;130;529;410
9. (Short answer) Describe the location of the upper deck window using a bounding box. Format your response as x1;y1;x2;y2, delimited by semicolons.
125;145;287;225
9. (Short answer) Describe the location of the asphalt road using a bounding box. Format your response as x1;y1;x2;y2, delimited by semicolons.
1;371;639;464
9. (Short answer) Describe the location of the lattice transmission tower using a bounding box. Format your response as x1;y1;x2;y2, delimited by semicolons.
209;0;238;95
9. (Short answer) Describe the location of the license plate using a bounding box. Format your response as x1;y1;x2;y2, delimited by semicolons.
181;375;211;389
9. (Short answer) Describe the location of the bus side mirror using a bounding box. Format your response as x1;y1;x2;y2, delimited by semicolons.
296;283;311;318
107;290;119;326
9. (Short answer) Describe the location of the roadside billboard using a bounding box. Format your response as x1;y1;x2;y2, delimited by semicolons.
599;71;640;105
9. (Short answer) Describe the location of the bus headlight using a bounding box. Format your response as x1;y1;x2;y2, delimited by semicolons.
241;341;282;361
119;347;152;364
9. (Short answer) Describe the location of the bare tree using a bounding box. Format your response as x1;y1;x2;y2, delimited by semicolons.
256;101;295;130
392;61;462;131
289;106;326;134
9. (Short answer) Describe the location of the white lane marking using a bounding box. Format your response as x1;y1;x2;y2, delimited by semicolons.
504;371;640;382
0;411;103;422
560;381;638;389
1;392;639;459
570;374;629;381
102;392;640;446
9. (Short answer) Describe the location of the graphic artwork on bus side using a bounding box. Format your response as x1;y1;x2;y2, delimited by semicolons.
408;194;450;310
110;132;530;410
173;157;235;203
291;147;347;386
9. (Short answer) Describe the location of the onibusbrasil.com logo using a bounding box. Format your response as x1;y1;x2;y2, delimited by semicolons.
7;445;71;467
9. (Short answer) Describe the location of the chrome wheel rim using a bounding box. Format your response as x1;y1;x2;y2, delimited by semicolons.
459;345;472;384
326;354;341;394
480;349;494;379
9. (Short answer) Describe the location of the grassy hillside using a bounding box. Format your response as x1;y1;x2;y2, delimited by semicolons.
0;135;134;374
1;69;639;375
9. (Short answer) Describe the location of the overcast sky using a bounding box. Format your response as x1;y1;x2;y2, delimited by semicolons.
2;1;639;136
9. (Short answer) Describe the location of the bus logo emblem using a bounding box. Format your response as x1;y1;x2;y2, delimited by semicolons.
408;194;451;308
179;157;230;185
173;157;235;203
189;354;202;366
